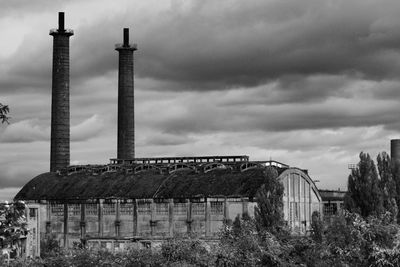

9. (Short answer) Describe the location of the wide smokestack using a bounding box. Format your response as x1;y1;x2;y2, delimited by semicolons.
115;28;137;159
391;139;400;164
49;12;73;172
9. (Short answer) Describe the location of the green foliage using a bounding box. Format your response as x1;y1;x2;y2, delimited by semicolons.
377;152;398;222
161;236;213;266
217;215;264;266
9;248;164;267
40;233;60;258
325;211;400;266
370;231;400;267
0;103;9;124
254;167;285;235
310;211;323;243
7;212;400;267
0;201;28;249
345;152;384;217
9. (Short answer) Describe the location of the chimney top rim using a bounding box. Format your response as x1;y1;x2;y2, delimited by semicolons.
49;29;74;36
115;43;137;50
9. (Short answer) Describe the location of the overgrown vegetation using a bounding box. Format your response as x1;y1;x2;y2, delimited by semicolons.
6;212;400;267
0;201;28;249
345;151;400;221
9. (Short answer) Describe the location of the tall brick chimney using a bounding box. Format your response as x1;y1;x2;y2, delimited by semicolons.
391;139;400;164
115;28;137;159
49;12;73;172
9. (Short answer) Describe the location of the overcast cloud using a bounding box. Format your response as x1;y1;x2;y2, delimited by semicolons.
1;0;400;200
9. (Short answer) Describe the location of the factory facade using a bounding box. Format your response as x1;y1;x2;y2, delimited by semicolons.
16;13;322;251
17;157;322;250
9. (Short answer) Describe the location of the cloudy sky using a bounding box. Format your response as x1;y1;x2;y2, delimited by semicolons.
1;0;400;200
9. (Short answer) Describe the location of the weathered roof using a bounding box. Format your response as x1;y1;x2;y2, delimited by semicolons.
15;168;275;201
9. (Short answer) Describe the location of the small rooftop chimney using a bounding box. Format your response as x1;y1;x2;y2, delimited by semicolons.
115;28;137;159
123;28;129;47
58;12;65;32
49;12;73;172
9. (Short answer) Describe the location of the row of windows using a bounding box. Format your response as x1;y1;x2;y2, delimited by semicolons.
174;203;187;215
86;204;98;216
192;203;205;215
120;203;133;215
68;204;80;219
51;204;64;216
138;203;151;214
155;203;169;215
323;203;344;216
50;201;227;216
103;204;116;215
210;201;223;215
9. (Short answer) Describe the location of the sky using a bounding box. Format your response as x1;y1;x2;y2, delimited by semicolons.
1;0;400;201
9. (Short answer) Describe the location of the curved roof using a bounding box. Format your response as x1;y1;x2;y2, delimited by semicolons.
14;166;313;201
278;168;322;201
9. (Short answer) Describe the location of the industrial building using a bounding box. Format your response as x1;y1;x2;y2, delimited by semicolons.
15;13;322;252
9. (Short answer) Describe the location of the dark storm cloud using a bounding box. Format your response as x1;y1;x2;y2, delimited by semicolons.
219;75;352;106
133;0;400;90
0;41;51;93
145;91;400;134
143;133;195;146
3;0;400;96
35;0;399;95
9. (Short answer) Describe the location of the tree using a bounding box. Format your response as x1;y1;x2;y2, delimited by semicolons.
254;166;285;235
377;152;398;221
0;201;27;249
345;152;384;217
0;103;9;124
0;201;28;265
310;211;323;243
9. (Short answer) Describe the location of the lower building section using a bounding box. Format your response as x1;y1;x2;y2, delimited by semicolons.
36;197;256;248
27;196;321;252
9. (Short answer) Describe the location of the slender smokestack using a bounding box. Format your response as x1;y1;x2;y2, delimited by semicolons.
115;28;137;159
391;139;400;164
49;12;73;172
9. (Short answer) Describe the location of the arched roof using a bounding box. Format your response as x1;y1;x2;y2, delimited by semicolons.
15;166;318;201
278;168;322;202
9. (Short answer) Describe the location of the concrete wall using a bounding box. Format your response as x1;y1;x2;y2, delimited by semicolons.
38;197;255;247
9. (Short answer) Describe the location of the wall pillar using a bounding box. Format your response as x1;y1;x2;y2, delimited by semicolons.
80;203;86;240
242;198;249;217
205;198;211;237
223;198;229;223
115;200;120;237
168;199;174;237
150;199;155;236
46;202;51;234
187;199;192;234
63;203;68;247
133;199;138;236
98;199;104;237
